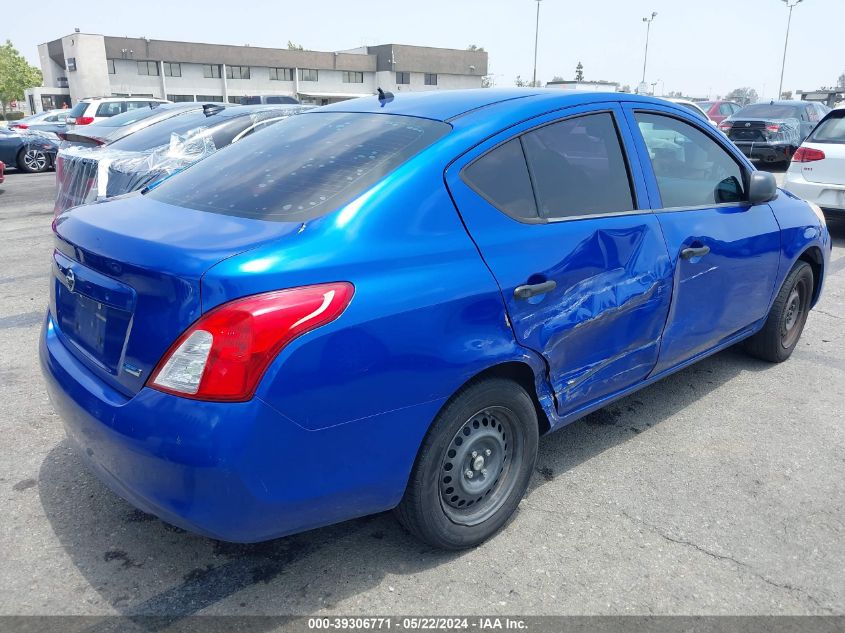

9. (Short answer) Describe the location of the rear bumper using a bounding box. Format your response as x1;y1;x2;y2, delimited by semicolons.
783;171;845;212
733;142;793;163
40;314;439;542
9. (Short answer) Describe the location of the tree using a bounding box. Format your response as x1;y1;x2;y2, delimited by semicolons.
575;62;584;82
287;41;304;51
781;90;793;100
481;75;494;88
466;45;485;52
0;40;42;116
551;75;565;83
725;87;758;106
514;75;528;87
619;84;632;93
837;71;845;89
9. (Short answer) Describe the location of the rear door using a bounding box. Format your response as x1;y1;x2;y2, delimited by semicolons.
446;104;673;417
623;104;781;373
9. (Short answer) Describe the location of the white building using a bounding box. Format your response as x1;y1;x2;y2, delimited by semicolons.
25;33;489;113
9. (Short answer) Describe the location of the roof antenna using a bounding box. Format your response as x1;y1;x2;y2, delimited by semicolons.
377;87;394;106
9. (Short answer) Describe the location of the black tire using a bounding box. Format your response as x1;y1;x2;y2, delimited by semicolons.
17;147;50;173
395;377;539;550
745;261;813;363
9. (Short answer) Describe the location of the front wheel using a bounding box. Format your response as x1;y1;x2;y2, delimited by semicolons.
395;377;539;550
745;261;813;363
18;147;50;173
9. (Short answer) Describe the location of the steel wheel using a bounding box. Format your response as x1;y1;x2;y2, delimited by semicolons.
781;275;809;350
20;148;48;173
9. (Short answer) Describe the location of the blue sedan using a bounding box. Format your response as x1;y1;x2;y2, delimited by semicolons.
40;89;831;548
0;127;59;173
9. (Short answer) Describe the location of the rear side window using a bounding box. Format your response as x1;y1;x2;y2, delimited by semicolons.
635;112;746;208
148;112;450;222
522;112;634;218
808;114;845;143
462;139;537;220
96;102;124;117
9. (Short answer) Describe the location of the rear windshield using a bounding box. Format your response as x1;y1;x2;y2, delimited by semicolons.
736;104;800;119
148;112;451;222
68;102;88;117
108;111;230;152
94;104;173;128
808;113;845;143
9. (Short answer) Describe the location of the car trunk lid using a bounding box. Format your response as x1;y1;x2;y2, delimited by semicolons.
51;194;303;396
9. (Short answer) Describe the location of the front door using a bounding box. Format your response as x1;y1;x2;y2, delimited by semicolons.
446;105;673;418
623;105;782;374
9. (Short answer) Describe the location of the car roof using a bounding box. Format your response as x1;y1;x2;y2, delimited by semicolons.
317;88;680;122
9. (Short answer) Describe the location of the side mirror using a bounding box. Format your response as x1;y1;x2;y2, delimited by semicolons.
747;171;778;205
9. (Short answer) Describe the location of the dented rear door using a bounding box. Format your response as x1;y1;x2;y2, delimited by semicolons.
446;103;673;417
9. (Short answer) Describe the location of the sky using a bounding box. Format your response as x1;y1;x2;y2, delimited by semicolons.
7;0;844;100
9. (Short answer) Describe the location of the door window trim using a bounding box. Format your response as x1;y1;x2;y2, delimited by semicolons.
459;108;645;225
631;107;755;213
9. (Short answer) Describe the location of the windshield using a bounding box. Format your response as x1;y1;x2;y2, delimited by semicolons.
736;104;800;119
808;113;845;143
148;112;451;222
93;104;174;128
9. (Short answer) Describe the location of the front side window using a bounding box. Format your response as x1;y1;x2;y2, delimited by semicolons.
148;112;450;222
522;112;635;218
425;73;438;86
163;62;181;77
342;71;363;83
396;71;410;85
635;111;747;208
226;65;250;80
462;138;537;220
203;64;222;79
299;68;318;81
137;61;159;76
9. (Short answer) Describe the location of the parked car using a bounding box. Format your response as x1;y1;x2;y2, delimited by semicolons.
0;160;4;184
663;98;715;124
55;104;309;214
9;109;70;133
695;100;742;124
65;97;170;126
784;107;845;215
41;90;830;549
239;95;300;105
719;100;830;164
60;102;225;147
0;128;59;173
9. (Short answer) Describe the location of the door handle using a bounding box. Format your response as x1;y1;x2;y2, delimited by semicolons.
680;246;711;260
514;280;557;300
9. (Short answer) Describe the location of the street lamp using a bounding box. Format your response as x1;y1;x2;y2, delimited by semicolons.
778;0;804;99
532;0;542;88
641;12;658;89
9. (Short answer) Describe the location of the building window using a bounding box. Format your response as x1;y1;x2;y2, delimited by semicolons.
228;96;242;104
167;94;194;103
342;71;364;84
226;65;251;80
163;62;182;77
107;59;116;75
203;64;222;79
298;68;318;82
270;67;294;81
196;95;224;102
424;73;437;86
396;71;410;85
137;61;159;76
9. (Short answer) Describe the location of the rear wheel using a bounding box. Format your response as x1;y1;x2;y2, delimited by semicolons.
745;261;813;362
395;377;539;550
17;148;50;173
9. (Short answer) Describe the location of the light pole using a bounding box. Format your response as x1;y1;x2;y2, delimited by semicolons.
641;12;657;89
778;0;804;99
532;0;542;87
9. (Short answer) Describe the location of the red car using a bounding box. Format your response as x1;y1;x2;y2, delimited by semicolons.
0;160;5;185
695;100;742;124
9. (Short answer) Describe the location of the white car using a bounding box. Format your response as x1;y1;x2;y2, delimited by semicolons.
66;97;169;127
783;108;845;214
662;98;717;126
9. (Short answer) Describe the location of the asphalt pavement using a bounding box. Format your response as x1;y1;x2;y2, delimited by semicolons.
0;167;842;619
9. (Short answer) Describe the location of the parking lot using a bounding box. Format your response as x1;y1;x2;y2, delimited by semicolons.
0;167;843;618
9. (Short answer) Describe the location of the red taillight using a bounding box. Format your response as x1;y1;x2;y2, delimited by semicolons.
792;147;825;163
718;122;732;131
14;123;28;129
766;124;781;133
149;283;355;401
75;116;94;125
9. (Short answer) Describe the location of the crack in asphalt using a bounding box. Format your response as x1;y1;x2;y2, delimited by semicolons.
617;509;835;614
